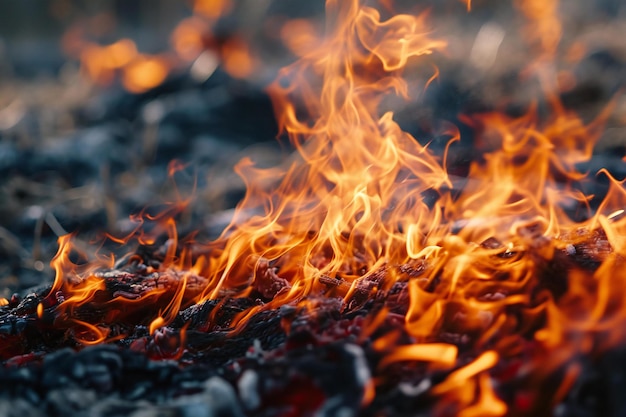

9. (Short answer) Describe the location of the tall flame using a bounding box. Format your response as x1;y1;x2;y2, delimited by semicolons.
207;0;448;297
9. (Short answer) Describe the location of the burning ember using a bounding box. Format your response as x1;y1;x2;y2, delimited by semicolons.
1;0;626;416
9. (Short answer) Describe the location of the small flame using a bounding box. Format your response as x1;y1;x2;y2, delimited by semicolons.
221;38;256;79
280;19;321;57
122;55;170;93
79;39;138;85
171;17;207;61
193;0;232;21
379;343;458;368
62;0;251;91
515;0;562;85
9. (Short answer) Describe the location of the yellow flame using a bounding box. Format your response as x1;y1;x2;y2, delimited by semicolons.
46;1;626;411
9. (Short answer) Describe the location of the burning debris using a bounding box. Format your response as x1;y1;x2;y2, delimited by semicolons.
1;0;626;416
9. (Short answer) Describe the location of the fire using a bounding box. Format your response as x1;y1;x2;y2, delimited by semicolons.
171;17;207;61
193;0;232;21
515;0;561;59
122;55;170;93
63;1;257;91
78;39;138;86
280;19;321;57
32;0;626;414
66;35;171;93
221;38;256;79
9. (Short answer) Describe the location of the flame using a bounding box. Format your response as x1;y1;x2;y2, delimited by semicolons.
171;17;208;61
193;0;232;21
42;0;626;413
61;0;249;90
208;0;448;301
79;39;138;85
221;38;256;79
63;1;258;89
67;35;172;92
515;0;561;59
280;19;321;57
122;55;170;93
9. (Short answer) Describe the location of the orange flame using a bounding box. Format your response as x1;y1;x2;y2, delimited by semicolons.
515;0;561;59
171;17;208;61
79;39;137;85
45;0;626;412
221;38;256;79
193;0;232;21
280;19;321;57
122;55;170;93
63;0;251;90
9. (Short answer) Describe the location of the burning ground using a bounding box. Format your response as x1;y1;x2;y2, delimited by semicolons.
1;0;626;416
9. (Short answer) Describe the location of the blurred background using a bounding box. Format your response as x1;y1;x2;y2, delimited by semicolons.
0;0;624;297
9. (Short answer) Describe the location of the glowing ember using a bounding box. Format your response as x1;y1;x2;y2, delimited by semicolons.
7;0;626;415
122;55;170;93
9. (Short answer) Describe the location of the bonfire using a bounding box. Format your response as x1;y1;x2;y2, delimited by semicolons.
1;0;625;416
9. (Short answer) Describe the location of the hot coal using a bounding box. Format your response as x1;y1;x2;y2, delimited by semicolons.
1;229;625;416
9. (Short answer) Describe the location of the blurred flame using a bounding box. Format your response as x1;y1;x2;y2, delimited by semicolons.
515;0;562;89
79;39;137;85
193;0;232;21
280;19;321;57
63;0;253;91
68;36;171;92
122;55;170;93
221;38;256;79
171;17;207;61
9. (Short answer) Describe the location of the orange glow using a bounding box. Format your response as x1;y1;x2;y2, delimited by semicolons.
193;0;232;21
45;0;626;412
515;0;561;61
79;39;138;85
122;56;170;93
72;320;110;345
171;17;207;61
458;374;508;417
221;38;255;79
379;343;458;368
62;0;256;91
280;19;321;57
556;70;576;92
433;351;499;394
